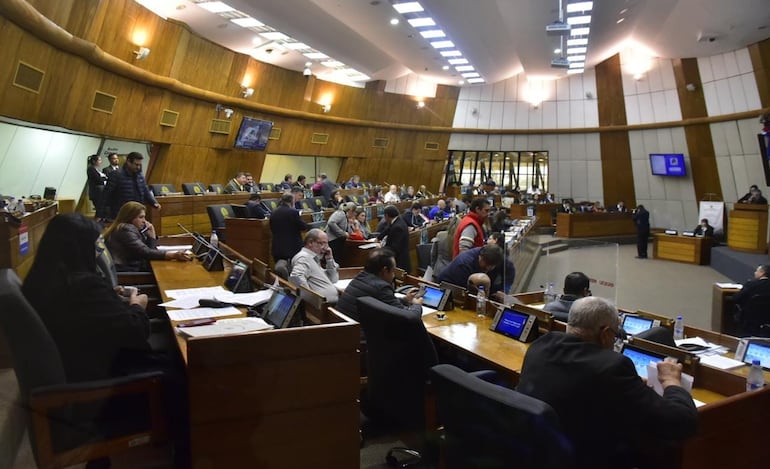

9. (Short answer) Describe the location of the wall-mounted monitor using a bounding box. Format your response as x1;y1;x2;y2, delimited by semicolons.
234;117;273;151
649;153;686;177
758;134;770;186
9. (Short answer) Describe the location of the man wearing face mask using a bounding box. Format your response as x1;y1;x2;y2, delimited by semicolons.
693;218;714;237
517;297;698;469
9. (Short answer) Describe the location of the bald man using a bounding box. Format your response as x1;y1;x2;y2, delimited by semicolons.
289;228;339;303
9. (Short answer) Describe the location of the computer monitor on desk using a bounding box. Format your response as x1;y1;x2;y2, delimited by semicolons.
264;289;301;329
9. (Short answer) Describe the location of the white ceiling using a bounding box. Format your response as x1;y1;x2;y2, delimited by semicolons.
142;0;770;88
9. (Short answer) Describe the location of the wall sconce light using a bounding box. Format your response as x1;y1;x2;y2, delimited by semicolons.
303;62;313;77
241;87;254;98
134;47;151;60
416;101;426;109
321;103;332;113
215;104;233;119
224;108;234;119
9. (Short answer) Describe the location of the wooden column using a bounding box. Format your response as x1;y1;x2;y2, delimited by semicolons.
749;37;770;108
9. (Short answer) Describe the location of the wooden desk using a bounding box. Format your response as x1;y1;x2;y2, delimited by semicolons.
727;204;768;253
555;212;636;238
653;234;712;265
146;193;252;236
151;260;360;468
509;203;559;228
711;284;741;335
0;203;57;279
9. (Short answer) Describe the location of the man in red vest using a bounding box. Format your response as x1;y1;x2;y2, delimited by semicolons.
452;198;491;257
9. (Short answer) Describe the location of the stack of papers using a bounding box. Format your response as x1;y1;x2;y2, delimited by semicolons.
675;337;729;356
715;283;742;289
161;286;272;309
166;306;242;322
177;317;273;338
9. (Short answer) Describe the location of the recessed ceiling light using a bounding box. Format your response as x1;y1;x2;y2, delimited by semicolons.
467;78;485;84
567;47;587;54
448;58;468;65
393;2;424;14
616;17;625;24
455;65;474;72
231;17;263;28
569;62;585;68
567;38;588;46
461;72;480;78
567;55;586;61
420;30;445;38
260;31;290;41
571;27;590;36
408;17;436;27
567;15;591;25
566;2;593;13
431;40;455;49
285;42;310;50
198;1;234;13
567;69;584;75
390;18;400;25
440;50;462;57
442;65;449;70
304;52;329;59
554;48;562;54
322;60;345;68
305;62;312;67
458;80;465;84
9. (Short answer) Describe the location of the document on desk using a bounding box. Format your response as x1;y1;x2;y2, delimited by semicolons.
166;306;242;322
699;354;745;370
715;282;742;289
647;365;694;395
214;289;272;306
177;317;273;338
165;285;230;300
157;244;193;252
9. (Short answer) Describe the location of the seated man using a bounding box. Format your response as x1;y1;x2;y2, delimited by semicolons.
224;172;247;194
738;184;768;204
244;173;257;193
517;297;698;469
246;192;271;219
543;271;591;322
428;199;451;220
436;245;513;302
732;264;770;312
610;200;628;213
336;248;422;322
403;202;429;230
289;229;339;303
277;174;293;191
693;218;714;237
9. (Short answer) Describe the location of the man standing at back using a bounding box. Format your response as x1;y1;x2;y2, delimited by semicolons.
319;173;336;205
270;193;309;264
517;297;697;469
378;205;410;273
102;152;120;177
101;152;159;220
452;197;491;256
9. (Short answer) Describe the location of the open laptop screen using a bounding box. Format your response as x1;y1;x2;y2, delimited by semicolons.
264;289;300;329
621;344;666;379
622;315;655;336
744;342;770;369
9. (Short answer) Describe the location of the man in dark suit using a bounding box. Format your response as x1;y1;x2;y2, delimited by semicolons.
402;202;428;230
732;264;770;310
632;204;650;258
377;205;410;272
436;244;511;302
102;152;120;177
224;172;247;194
101;152;159;220
246;193;271;219
693;218;714;237
517;297;698;469
269;193;309;263
319;173;336;205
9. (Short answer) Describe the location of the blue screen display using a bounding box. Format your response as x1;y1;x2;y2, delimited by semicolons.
622;347;664;379
266;290;295;328
622;316;654;336
745;342;770;369
234;117;273;151
649;153;686;177
421;286;444;309
495;309;528;339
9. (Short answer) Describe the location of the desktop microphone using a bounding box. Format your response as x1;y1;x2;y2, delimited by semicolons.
176;223;235;264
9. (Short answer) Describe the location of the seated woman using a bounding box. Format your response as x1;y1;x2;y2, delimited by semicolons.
104;201;190;271
328;189;345;209
349;207;371;240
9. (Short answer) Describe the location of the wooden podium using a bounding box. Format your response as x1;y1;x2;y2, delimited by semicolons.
727;204;768;253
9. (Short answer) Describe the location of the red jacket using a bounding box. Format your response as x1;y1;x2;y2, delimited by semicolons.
452;212;485;257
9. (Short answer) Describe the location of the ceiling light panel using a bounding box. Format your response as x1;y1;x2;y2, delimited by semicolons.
392;2;424;14
448;58;469;65
420;30;445;39
566;2;593;13
322;60;345;68
260;31;289;41
455;65;474;72
567;47;587;54
567;38;588;46
407;17;436;27
567;69;584;74
198;1;235;13
569;62;585;68
231;17;263;28
284;42;310;50
440;50;463;57
571;27;590;36
303;52;329;59
467;78;485;84
431;40;455;49
567;55;586;61
567;15;591;25
461;72;480;78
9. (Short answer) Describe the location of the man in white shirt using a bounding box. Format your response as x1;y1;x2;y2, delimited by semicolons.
383;184;401;204
289;229;340;303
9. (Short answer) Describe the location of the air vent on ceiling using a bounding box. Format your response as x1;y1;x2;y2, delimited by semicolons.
311;133;329;145
269;127;281;140
373;137;389;148
209;119;231;134
13;61;44;94
91;91;116;114
424;142;440;151
159;109;179;127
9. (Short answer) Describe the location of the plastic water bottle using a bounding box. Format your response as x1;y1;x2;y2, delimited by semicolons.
210;230;219;249
544;282;556;304
16;197;26;216
673;315;684;341
476;286;487;317
746;360;765;392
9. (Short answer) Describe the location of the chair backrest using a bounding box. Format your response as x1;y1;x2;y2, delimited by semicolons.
263;198;280;212
149;183;176;196
430;364;572;469
356;296;437;429
416;243;432;272
0;269;66;400
300;197;325;211
208;184;224;194
260;183;275;192
206;204;235;231
741;294;770;337
182;182;207;195
231;204;249;218
635;326;676;347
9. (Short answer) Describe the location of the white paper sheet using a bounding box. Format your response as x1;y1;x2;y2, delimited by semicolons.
164;285;229;300
715;283;742;289
177;317;273;338
214;289;273;306
166;306;242;322
334;278;354;292
700;354;746;370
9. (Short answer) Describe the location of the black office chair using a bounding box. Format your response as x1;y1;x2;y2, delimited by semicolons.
182;182;206;195
636;326;676;347
208;184;224;194
430;364;573;469
259;183;275;192
737;294;770;337
149;183;176;197
0;269;168;469
262;199;280;212
416;243;433;277
206;204;236;241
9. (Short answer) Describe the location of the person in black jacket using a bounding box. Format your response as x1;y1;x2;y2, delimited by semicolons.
517;297;698;469
378;205;411;273
101;152;159;220
632;204;650;259
693;218;714;237
269;193;309;263
86;154;107;218
246;192;271;219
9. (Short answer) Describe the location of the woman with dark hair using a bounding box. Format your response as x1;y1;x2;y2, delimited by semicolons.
632;204;650;259
104;201;190;271
86;154;107;219
328;189;345;209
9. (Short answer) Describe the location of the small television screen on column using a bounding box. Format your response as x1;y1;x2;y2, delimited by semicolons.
234;117;273;151
649;154;686;177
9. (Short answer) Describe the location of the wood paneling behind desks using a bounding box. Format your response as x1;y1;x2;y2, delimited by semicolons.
509;203;559;228
146;193;251;236
555;212;636;238
0;203;57;279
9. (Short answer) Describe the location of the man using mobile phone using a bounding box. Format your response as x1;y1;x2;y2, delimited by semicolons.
289;229;340;303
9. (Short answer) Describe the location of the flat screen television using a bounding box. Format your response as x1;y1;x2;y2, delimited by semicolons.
649;153;686;177
234;117;273;151
758;134;770;186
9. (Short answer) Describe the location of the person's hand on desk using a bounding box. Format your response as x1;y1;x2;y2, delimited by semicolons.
405;288;423;305
165;250;192;261
656;357;684;389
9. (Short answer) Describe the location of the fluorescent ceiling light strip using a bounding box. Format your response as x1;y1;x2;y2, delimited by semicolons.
420;30;446;38
284;42;310;50
569;62;585;68
567;15;591;25
571;27;590;36
448;58;469;65
567;47;587;54
304;52;329;59
467;78;485;83
408;17;436;27
566;2;593;13
567;55;586;61
440;50;462;57
431;40;455;49
393;2;424;14
322;60;345;68
567;38;588;46
455;65;474;72
198;1;235;13
461;72;480;78
567;69;584;74
260;31;289;41
231;17;263;28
